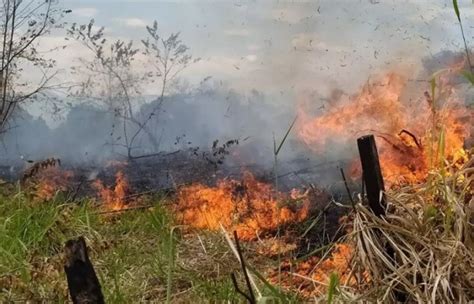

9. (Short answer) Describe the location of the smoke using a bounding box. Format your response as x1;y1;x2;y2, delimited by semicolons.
0;49;471;191
0;84;306;168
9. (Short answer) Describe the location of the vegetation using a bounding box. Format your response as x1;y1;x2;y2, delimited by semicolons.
0;188;305;303
0;147;471;303
0;192;236;302
349;155;473;302
0;1;472;303
0;0;69;132
67;19;199;159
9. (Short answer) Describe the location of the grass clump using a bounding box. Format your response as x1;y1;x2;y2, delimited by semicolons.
347;152;473;303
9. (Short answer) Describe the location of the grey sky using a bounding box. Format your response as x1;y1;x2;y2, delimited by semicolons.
41;0;474;97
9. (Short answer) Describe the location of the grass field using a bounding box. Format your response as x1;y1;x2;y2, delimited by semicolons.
0;150;472;303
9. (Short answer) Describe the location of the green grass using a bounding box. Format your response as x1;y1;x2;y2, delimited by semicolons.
0;190;253;303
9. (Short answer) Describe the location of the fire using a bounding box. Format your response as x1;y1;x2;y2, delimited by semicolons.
33;166;74;201
92;170;130;211
297;72;471;186
271;243;364;297
308;243;356;286
174;171;310;240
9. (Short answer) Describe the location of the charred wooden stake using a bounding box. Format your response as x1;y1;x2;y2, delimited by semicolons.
357;135;386;217
64;237;104;304
357;134;406;302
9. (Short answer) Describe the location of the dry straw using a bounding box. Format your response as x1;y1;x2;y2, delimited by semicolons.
347;154;473;303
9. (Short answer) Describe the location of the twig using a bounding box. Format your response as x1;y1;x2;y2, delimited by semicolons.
277;160;343;179
129;150;180;160
124;188;176;200
96;204;153;215
231;273;255;303
301;200;334;238
220;225;261;297
68;179;85;202
233;231;256;304
399;129;422;149
122;190;155;199
340;167;355;209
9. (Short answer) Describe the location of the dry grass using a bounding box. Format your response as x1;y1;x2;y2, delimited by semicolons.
343;153;474;303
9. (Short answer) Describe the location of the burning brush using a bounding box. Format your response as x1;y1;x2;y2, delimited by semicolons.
297;72;472;187
348;153;474;303
21;158;74;201
174;171;311;241
92;170;131;211
21;158;61;184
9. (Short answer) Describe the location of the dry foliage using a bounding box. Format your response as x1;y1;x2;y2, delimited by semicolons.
348;153;473;303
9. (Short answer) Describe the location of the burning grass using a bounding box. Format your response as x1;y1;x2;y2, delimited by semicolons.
275;150;473;303
23;166;74;201
269;243;359;299
0;150;472;303
1;71;472;303
92;170;131;211
174;171;310;240
297;71;472;187
348;153;474;303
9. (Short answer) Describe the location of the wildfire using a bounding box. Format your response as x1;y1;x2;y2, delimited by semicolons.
297;72;471;186
33;166;74;201
174;171;310;240
270;243;365;297
92;170;130;211
306;243;357;288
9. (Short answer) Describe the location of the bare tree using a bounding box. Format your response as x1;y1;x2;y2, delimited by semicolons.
67;19;198;159
132;20;199;155
0;0;67;133
67;20;147;156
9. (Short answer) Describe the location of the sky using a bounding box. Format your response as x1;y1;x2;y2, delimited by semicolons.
37;0;474;99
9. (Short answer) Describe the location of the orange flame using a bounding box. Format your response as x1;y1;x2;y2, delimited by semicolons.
92;170;130;211
297;72;471;186
34;167;74;200
271;243;366;297
174;171;310;240
309;243;356;286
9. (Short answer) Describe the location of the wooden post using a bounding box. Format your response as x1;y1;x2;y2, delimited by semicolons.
357;135;407;301
357;135;386;217
64;237;104;304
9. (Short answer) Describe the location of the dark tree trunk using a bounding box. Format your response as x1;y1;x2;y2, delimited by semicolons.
64;237;104;304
